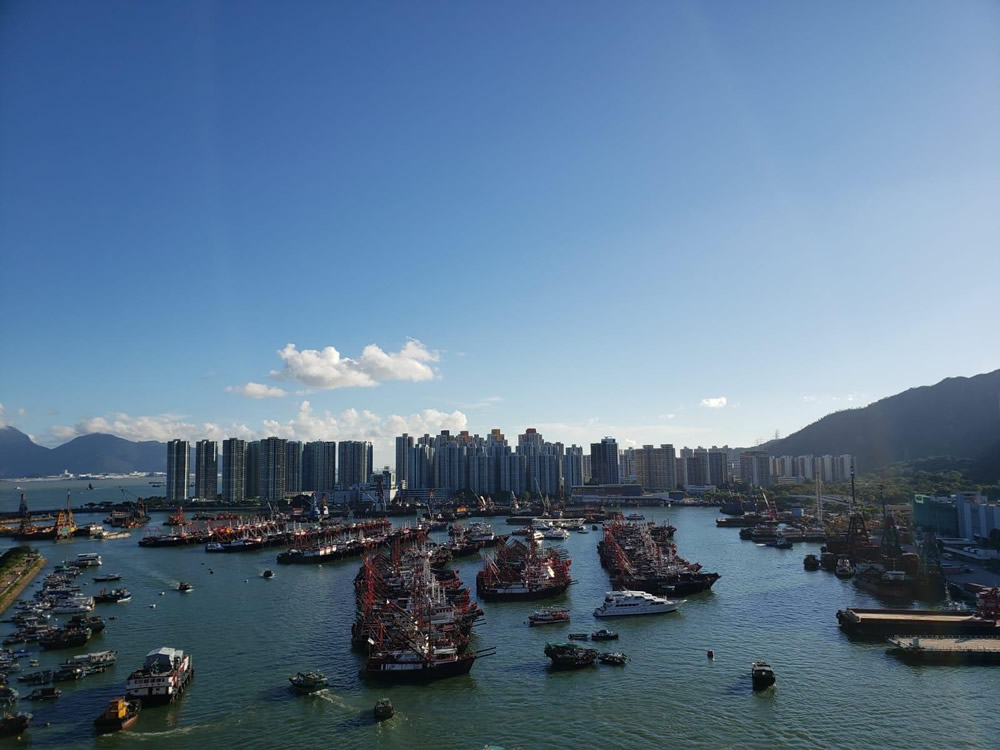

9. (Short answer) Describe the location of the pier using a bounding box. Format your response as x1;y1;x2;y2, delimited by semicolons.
887;636;1000;665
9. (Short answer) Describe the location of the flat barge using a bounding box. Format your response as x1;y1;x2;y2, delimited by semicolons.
886;636;1000;665
837;587;1000;639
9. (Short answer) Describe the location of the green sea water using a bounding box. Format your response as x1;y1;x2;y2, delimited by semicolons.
1;482;997;749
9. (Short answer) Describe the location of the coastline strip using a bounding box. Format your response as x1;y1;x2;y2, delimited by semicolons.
0;554;47;616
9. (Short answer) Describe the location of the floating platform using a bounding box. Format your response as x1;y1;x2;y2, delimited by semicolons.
886;636;1000;665
836;608;999;639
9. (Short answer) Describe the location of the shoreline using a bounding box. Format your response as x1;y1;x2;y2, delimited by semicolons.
0;554;47;616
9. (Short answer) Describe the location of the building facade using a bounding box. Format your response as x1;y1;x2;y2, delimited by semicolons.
166;439;189;503
221;438;246;504
194;440;218;501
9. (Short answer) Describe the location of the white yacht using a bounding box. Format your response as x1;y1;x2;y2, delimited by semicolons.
73;553;103;568
593;590;684;618
541;527;570;540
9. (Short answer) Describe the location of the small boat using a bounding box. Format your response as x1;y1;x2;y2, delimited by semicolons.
598;652;628;666
262;570;275;579
803;554;820;571
73;553;102;568
752;661;775;690
93;574;122;583
626;513;645;521
94;588;131;604
544;642;599;670
772;534;793;550
592;524;599;530
177;582;194;593
26;687;60;701
567;633;590;641
289;671;327;693
16;671;52;686
527;607;570;627
373;698;394;722
0;712;31;737
94;697;141;733
834;558;854;579
590;628;619;641
0;686;18;706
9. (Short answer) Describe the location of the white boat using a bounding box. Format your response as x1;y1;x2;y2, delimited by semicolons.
73;553;102;568
593;590;685;618
51;595;96;614
541;527;570;540
125;647;193;706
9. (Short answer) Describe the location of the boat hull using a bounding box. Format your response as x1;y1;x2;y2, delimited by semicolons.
476;583;570;601
362;656;475;683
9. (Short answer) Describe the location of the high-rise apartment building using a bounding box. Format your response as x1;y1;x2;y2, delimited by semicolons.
636;444;677;490
221;438;246;503
563;445;584;492
589;437;620;485
285;441;302;493
708;449;728;486
302;441;336;493
166;439;189;503
395;434;414;489
740;450;772;487
194;440;218;501
259;437;286;503
338;441;372;488
244;441;260;499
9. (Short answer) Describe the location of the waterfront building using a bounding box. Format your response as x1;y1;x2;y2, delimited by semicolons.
244;441;260;499
708;449;728;487
284;441;302;493
676;456;688;488
912;494;960;537
259;436;286;504
563;445;584;494
635;444;677;491
740;450;772;487
590;437;621;485
582;454;592;484
302;441;336;493
339;440;372;488
166;439;189;503
619;447;637;483
395;434;414;489
194;440;218;501
687;449;710;487
221;438;246;504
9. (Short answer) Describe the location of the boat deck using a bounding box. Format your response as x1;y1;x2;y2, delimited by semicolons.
888;636;1000;653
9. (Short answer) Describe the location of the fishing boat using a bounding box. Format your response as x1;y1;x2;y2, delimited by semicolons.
73;553;102;568
527;607;570;626
835;558;855;579
125;647;193;706
262;569;275;579
803;554;820;571
288;671;327;693
363;646;481;683
39;627;91;651
751;661;775;690
0;712;31;737
544;642;599;670
16;671;52;686
93;574;122;583
67;615;105;633
177;582;194;593
593;590;684;618
0;687;18;706
567;633;590;641
94;697;140;733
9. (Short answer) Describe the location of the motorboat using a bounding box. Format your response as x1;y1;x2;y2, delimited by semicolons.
93;574;122;583
835;558;855;579
544;642;598;669
593;590;684;618
94;697;141;733
94;588;131;604
262;569;275;579
289;671;327;693
177;582;194;593
527;607;570;627
26;687;60;701
73;553;102;568
752;661;775;690
598;652;628;666
590;628;619;641
373;698;395;722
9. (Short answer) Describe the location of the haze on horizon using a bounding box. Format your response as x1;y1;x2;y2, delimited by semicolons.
1;1;998;467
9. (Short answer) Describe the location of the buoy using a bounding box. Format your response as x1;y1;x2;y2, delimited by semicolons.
707;650;714;659
209;569;214;574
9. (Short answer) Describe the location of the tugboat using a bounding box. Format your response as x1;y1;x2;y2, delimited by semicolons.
803;554;820;571
125;647;193;706
373;698;395;722
598;652;628;666
590;628;619;641
177;582;194;593
751;661;776;690
94;697;141;733
527;607;570;627
288;671;327;694
544;642;599;670
0;712;31;737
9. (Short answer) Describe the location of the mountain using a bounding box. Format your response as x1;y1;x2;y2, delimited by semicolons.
768;369;1000;475
0;428;166;478
0;427;52;477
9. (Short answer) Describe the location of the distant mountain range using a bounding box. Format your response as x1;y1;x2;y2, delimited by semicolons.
3;368;999;480
768;369;1000;480
0;428;166;478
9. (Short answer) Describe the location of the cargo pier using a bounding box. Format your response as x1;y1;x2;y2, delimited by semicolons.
837;587;1000;639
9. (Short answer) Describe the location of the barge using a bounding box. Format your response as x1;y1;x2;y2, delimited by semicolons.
837;587;999;639
886;636;1000;665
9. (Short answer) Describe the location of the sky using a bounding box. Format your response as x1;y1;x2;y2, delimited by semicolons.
1;0;998;467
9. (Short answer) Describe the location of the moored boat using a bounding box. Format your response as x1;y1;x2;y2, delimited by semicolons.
803;554;820;571
544;642;599;669
93;574;122;583
39;627;91;651
598;652;628;666
593;590;684;618
527;607;570;626
26;687;60;701
94;588;131;604
0;712;31;737
590;628;619;641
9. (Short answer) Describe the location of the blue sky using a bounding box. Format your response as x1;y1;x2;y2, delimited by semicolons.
1;0;998;465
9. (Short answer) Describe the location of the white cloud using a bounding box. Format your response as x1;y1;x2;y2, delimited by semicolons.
46;413;256;446
660;413;676;420
0;403;5;427
700;397;728;409
226;382;288;399
270;339;439;389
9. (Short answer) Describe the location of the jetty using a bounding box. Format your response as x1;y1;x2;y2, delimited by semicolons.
837;587;1000;639
887;636;1000;665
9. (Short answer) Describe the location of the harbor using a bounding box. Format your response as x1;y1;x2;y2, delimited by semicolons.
0;500;996;748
